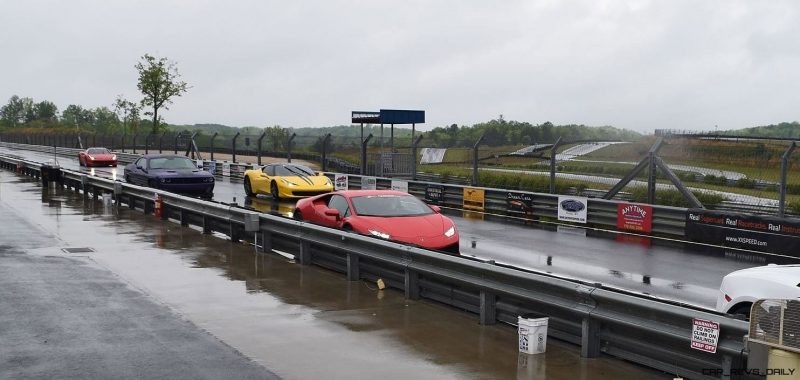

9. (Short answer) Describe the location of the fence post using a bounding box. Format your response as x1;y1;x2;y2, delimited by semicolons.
174;132;180;154
779;142;797;217
646;137;664;204
159;132;166;153
472;133;485;186
257;131;267;165
133;134;139;154
210;132;218;161
287;133;296;163
121;133;126;153
412;135;423;181
146;132;154;154
232;132;241;163
549;137;563;194
321;133;332;171
360;134;373;175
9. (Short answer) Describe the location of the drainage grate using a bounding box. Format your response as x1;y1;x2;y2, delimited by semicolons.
61;247;95;253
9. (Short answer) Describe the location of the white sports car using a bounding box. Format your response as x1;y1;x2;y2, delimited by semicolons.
716;264;800;317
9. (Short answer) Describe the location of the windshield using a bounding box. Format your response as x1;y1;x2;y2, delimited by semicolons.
148;157;197;170
351;195;434;217
275;164;315;176
87;148;110;154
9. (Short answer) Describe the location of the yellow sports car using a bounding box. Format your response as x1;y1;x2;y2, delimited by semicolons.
243;163;333;200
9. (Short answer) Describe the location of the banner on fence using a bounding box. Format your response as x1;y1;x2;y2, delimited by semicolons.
463;188;485;211
222;162;231;176
361;176;377;190
425;185;444;204
557;196;587;224
686;209;800;255
507;192;534;219
617;203;653;233
391;180;408;193
334;174;348;190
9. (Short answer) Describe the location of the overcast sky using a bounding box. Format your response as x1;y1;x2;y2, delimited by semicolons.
1;1;798;133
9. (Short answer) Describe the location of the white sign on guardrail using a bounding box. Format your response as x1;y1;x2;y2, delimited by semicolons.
690;318;719;353
334;174;348;190
391;180;408;193
361;176;376;190
557;196;588;224
222;163;231;176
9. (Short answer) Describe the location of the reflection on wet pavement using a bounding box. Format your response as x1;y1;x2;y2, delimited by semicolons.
0;170;671;379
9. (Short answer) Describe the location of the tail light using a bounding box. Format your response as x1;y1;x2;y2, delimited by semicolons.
724;294;732;302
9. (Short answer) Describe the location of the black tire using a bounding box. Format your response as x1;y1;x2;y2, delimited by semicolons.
124;174;131;183
729;303;752;320
270;181;280;200
293;211;303;221
342;224;352;232
244;177;254;196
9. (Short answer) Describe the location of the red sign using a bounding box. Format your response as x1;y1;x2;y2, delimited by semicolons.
617;203;653;233
690;318;720;353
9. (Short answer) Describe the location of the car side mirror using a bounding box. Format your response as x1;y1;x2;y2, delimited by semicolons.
324;208;341;220
430;205;441;213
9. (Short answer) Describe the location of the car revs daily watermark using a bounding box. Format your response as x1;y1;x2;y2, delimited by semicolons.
702;368;796;376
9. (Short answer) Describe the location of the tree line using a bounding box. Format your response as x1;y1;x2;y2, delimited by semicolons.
0;54;187;136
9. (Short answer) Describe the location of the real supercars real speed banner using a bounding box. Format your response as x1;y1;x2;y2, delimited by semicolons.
685;209;800;255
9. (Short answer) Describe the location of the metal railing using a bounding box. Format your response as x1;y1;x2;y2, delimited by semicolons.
0;153;757;379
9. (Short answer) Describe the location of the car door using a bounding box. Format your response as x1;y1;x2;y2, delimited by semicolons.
131;158;147;185
319;194;350;228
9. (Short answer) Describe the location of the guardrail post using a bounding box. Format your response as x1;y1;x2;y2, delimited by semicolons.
346;253;359;281
360;134;373;175
298;239;311;264
412;135;423;181
229;221;239;242
404;269;420;300
257;131;267;165
549;137;563;194
202;215;212;234
479;291;497;325
287;133;296;163
779;142;796;217
259;230;272;253
472;133;485;186
581;318;601;357
210;132;218;161
321;133;332;171
232;132;241;163
179;210;189;226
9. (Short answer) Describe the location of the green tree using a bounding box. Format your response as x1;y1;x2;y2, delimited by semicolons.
92;107;120;133
62;104;95;131
33;100;58;121
0;95;26;127
114;95;141;135
265;125;289;151
135;54;188;134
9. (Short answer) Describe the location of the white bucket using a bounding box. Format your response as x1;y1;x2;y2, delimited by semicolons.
518;316;548;354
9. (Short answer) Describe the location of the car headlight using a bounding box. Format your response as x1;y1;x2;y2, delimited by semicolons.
204;177;214;183
159;177;166;183
281;178;297;187
444;226;456;238
89;156;95;160
111;155;117;160
369;229;391;240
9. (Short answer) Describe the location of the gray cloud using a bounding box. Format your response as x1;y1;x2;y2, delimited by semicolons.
1;0;798;132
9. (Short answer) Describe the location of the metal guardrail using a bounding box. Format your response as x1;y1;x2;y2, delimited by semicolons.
0;153;757;380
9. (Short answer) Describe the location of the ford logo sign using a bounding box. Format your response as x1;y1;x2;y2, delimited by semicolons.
560;199;585;212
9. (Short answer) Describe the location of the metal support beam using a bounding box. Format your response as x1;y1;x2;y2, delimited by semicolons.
779;142;796;217
472;133;485;186
646;137;665;204
321;133;332;171
257;131;267;165
259;230;272;253
549;137;563;194
360;134;373;175
479;291;497;325
581;318;601;358
604;137;664;200
412;135;423;181
298;239;311;264
232;132;241;163
210;132;218;161
346;253;359;281
404;269;420;300
654;157;703;209
287;133;296;163
180;210;189;226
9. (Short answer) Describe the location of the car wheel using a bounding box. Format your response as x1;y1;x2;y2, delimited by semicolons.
244;177;254;196
729;303;752;320
271;181;280;200
342;224;352;232
293;211;303;221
